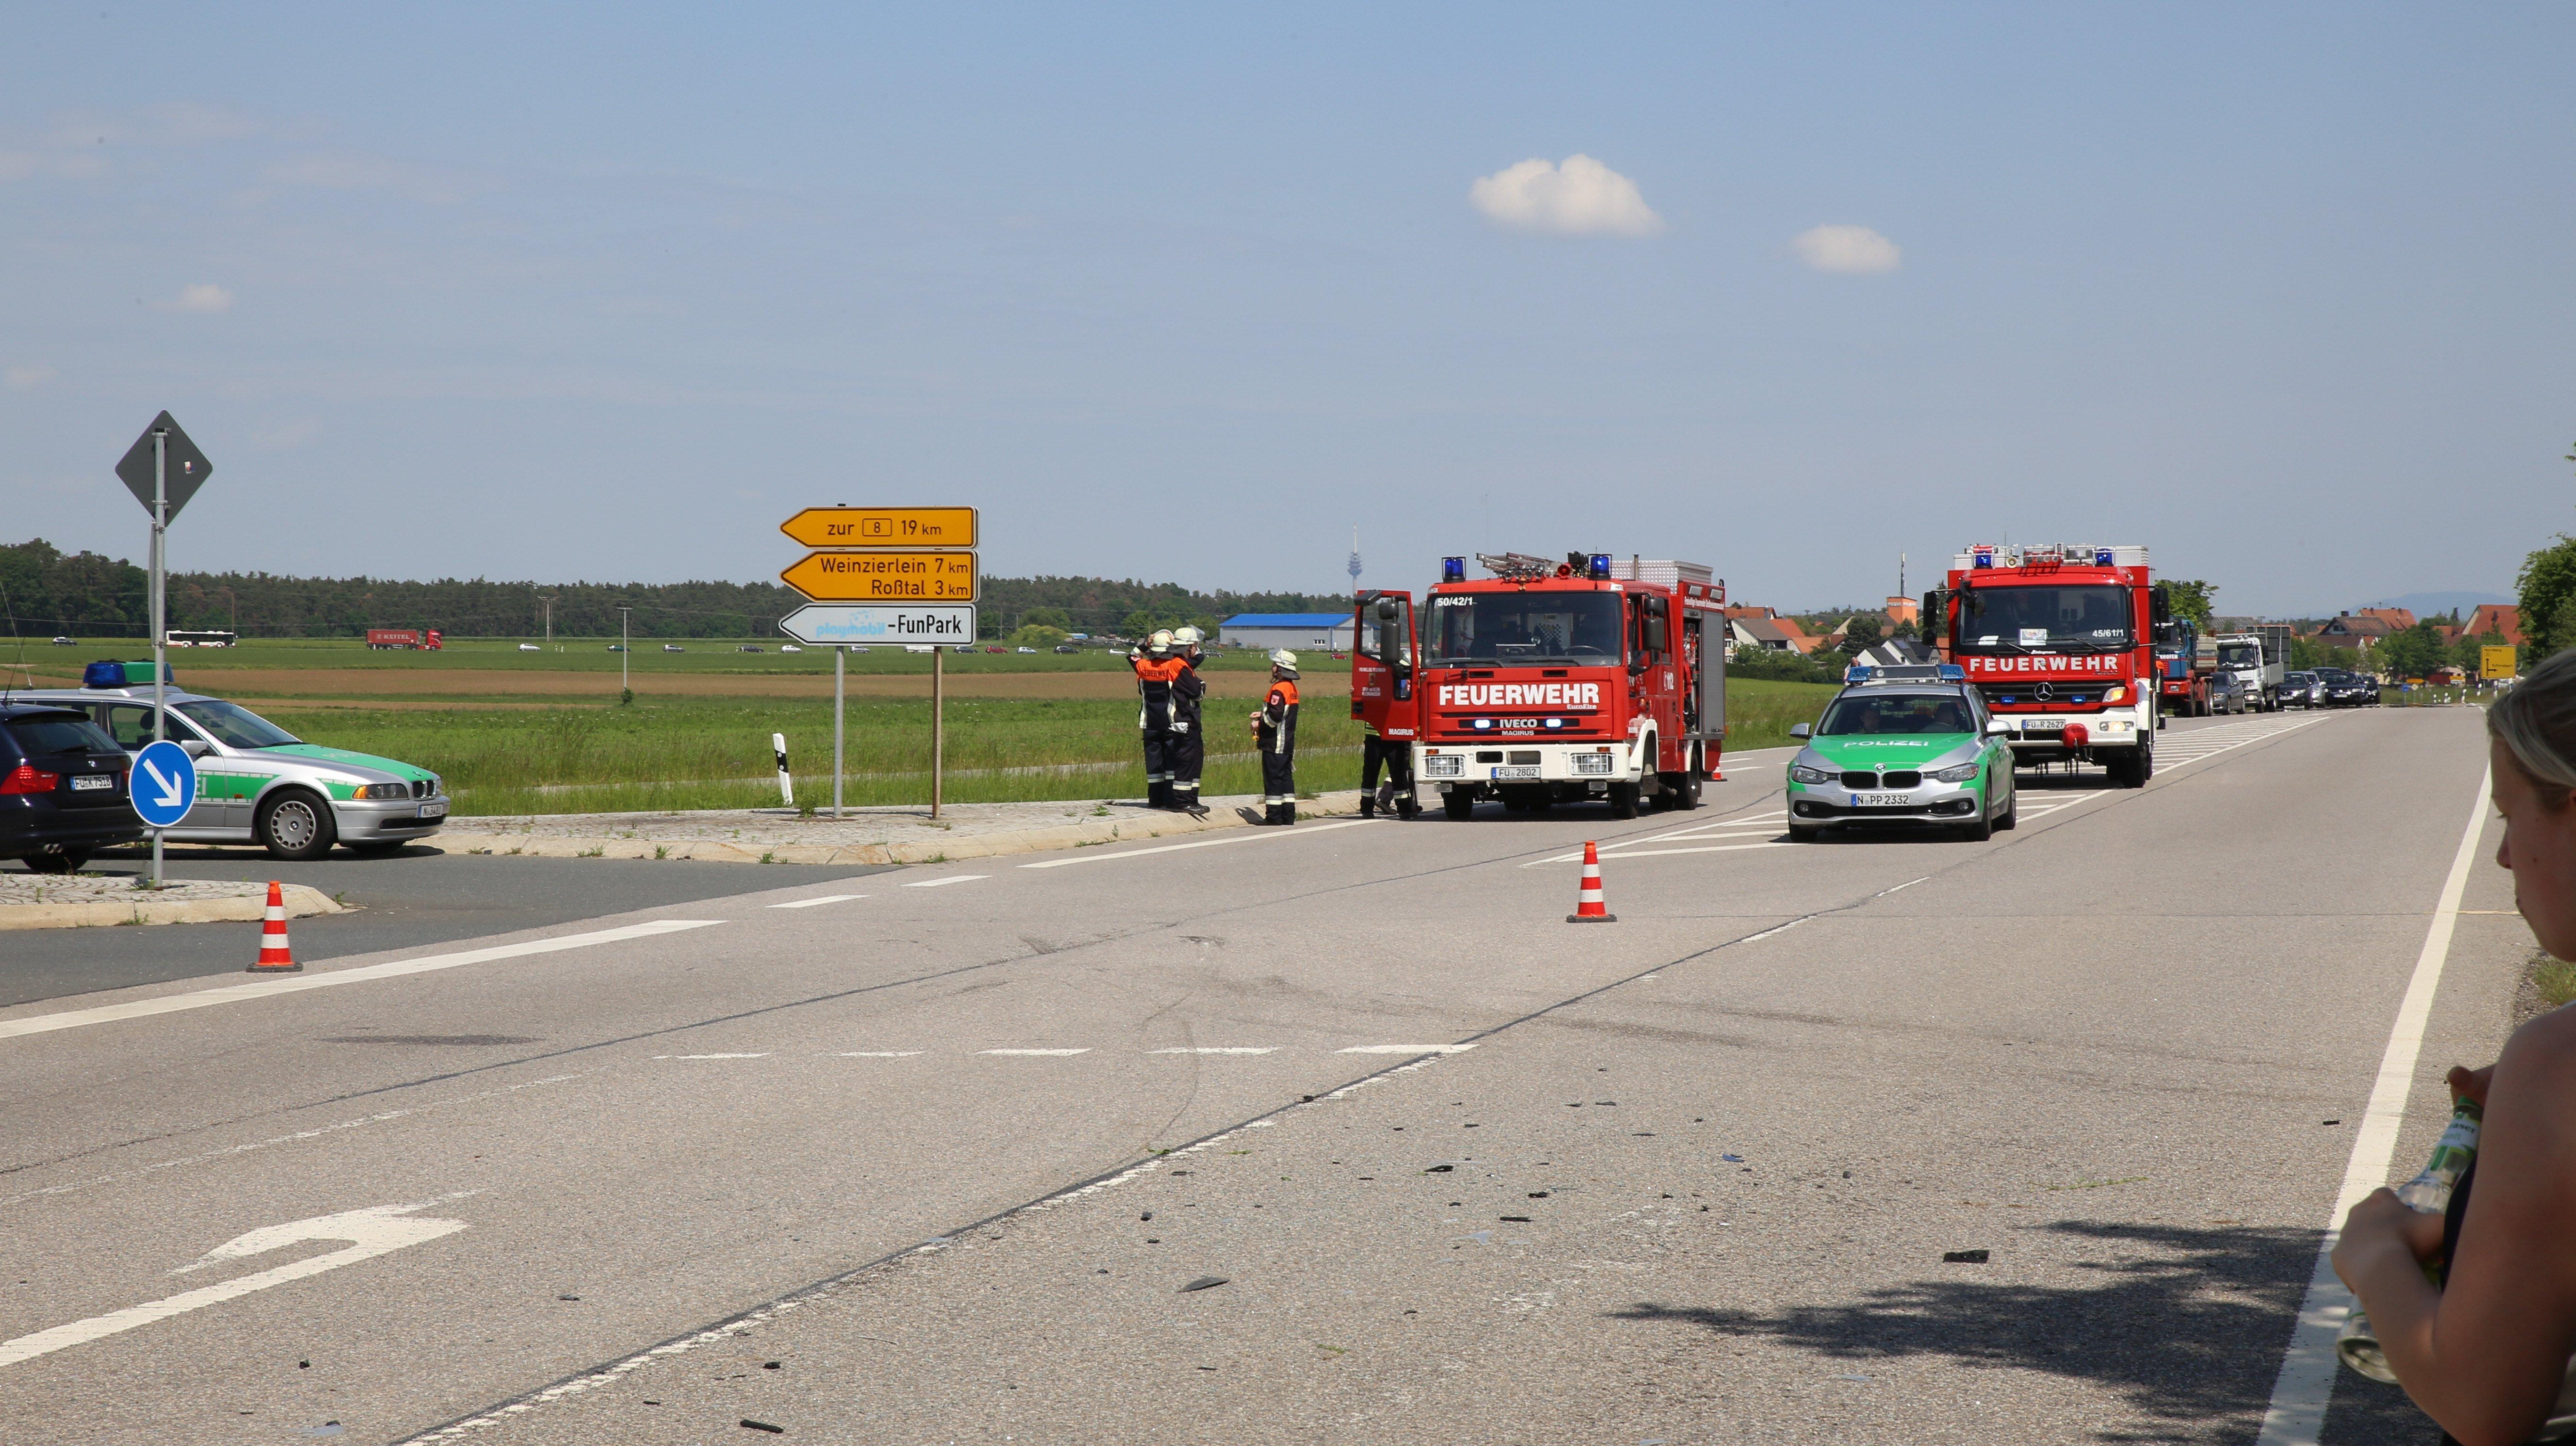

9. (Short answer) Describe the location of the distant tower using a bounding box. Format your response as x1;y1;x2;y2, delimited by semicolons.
1348;526;1363;594
1899;552;1907;598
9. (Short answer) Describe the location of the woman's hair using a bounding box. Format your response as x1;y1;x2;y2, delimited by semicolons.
2491;647;2576;798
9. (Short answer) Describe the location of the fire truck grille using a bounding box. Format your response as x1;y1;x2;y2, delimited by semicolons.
1979;683;2116;708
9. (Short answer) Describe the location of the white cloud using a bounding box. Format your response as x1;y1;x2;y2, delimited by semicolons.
4;364;55;388
261;151;479;205
1791;224;1901;274
174;283;235;313
1469;155;1663;237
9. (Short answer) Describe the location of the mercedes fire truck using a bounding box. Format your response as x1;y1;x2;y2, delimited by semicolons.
1929;543;2168;787
1353;552;1726;820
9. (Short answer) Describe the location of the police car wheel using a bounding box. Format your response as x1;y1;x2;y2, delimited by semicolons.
1442;791;1475;821
257;789;339;861
1957;805;1993;842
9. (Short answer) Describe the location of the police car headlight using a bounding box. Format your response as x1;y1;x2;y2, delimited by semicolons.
1788;762;1836;785
1423;755;1463;778
351;782;409;800
1930;762;1982;784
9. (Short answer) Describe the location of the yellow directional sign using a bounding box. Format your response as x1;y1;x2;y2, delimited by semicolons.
2484;644;2518;680
781;550;977;602
780;507;976;550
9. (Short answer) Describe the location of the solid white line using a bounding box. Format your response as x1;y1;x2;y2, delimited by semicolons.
1147;1047;1278;1054
1336;1044;1476;1054
1019;819;1369;869
767;894;866;908
902;875;987;888
978;1048;1088;1057
1547;841;1793;864
0;920;724;1044
2254;763;2492;1446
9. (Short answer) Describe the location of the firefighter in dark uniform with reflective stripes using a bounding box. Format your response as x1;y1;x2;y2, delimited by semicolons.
1360;722;1418;819
1167;626;1210;816
1250;649;1300;825
1130;629;1183;809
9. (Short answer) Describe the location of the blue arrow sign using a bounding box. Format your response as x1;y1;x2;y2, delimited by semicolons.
132;739;197;830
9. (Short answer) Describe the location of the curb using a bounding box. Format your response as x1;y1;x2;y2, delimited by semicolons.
435;790;1371;865
0;883;345;932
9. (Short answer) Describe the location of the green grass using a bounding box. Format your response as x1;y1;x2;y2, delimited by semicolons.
2532;952;2576;1011
8;635;1291;681
1720;677;1841;750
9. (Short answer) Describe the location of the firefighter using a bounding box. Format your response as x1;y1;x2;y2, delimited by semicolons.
1249;649;1300;825
1360;721;1418;819
1167;626;1210;817
1131;629;1183;809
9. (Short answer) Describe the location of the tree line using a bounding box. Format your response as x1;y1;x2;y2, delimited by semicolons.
0;538;1351;642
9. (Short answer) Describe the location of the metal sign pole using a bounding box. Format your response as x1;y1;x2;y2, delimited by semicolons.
833;645;845;818
150;428;168;890
931;647;944;820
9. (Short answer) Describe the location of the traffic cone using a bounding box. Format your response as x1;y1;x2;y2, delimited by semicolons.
248;881;300;972
1566;841;1617;924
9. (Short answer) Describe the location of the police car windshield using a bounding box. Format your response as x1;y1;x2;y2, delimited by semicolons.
1956;584;2131;651
174;699;301;749
1816;691;1973;737
1424;593;1622;664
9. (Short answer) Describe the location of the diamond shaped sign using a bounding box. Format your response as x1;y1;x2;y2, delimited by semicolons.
115;411;213;521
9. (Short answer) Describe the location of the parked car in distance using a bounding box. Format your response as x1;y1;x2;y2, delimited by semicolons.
984;647;1006;653
517;643;540;651
779;644;803;652
737;644;764;653
51;636;75;646
607;644;628;652
0;704;141;874
1053;643;1080;654
662;643;684;653
954;644;977;653
2206;672;2249;715
1016;646;1038;653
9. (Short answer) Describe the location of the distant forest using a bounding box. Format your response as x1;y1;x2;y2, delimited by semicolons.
0;538;1349;641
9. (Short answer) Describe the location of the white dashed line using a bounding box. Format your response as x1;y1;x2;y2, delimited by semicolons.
902;875;988;888
1336;1044;1477;1055
977;1048;1090;1057
767;895;867;908
1146;1047;1278;1055
1019;819;1370;869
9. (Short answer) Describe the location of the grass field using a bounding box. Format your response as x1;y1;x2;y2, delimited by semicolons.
5;638;1835;814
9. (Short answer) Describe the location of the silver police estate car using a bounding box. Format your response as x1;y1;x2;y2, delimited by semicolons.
17;684;449;859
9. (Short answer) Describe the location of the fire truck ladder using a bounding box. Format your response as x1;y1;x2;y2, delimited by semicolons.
1475;552;1560;580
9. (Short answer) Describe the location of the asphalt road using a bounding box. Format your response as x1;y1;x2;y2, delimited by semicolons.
0;852;895;1008
0;710;2518;1445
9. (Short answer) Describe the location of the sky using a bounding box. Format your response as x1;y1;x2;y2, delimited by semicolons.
3;2;2570;618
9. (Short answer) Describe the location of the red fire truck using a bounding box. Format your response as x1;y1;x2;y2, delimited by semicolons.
1927;543;2168;787
1353;552;1726;820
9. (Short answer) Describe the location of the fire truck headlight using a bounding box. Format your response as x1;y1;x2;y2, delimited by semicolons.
1788;762;1836;785
1424;755;1464;779
2102;686;2128;703
1930;762;1982;783
1574;753;1617;776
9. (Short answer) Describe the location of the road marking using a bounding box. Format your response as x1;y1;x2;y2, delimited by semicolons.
1337;1044;1477;1054
768;894;866;908
978;1048;1089;1056
1147;1047;1277;1055
0;919;724;1044
1579;842;1794;861
658;1053;770;1060
2254;763;2492;1446
828;1051;924;1058
0;1196;472;1369
1875;875;1932;897
1019;819;1369;869
902;875;988;888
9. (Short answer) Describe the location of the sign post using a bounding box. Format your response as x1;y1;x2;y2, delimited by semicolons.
778;507;979;820
131;739;197;879
115;412;212;889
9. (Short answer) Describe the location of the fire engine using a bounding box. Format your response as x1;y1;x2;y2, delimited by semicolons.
1353;551;1726;820
1927;543;2168;787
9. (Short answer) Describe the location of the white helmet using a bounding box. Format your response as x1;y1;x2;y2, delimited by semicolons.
1268;649;1298;670
1146;629;1175;657
1173;626;1204;648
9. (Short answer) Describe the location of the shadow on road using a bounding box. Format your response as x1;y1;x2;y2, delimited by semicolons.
1606;1219;2437;1446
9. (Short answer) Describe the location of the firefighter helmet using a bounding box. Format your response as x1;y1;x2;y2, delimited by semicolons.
1146;629;1175;657
1173;626;1204;649
1268;649;1298;670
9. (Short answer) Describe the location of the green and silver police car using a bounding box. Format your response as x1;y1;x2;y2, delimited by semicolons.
21;675;449;860
1783;663;2017;842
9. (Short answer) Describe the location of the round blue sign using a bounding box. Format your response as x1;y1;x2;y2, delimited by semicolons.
131;739;197;830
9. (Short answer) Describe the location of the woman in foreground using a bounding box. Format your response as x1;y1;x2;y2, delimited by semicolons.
2334;648;2576;1445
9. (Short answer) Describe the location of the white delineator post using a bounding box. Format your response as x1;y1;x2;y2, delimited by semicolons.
772;731;794;808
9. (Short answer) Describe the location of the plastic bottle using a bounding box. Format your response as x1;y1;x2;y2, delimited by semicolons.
2338;1098;2482;1383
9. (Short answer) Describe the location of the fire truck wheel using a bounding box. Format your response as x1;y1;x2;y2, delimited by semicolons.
1442;791;1475;821
1608;782;1641;819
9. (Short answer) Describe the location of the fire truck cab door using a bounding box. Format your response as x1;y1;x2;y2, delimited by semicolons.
1352;591;1417;739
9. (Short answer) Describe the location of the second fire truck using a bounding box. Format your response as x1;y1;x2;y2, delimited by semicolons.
1927;543;2169;787
1353;551;1726;819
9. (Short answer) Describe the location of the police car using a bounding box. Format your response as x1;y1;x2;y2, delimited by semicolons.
1783;664;2017;842
17;664;451;860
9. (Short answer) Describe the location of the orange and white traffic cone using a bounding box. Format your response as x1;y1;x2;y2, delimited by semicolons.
248;880;300;972
1565;841;1617;924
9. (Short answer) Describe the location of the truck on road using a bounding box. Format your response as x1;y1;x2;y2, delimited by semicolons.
2214;625;2290;711
1929;543;2168;787
2153;621;2213;718
1355;552;1726;819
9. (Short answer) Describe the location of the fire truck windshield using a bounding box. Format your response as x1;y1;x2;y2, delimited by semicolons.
1424;593;1623;665
1956;584;2132;652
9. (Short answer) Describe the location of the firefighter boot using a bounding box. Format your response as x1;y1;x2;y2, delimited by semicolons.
1359;795;1377;818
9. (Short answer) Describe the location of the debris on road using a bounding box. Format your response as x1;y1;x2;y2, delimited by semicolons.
1424;1164;1454;1173
1178;1275;1230;1293
1941;1249;1990;1264
741;1421;786;1434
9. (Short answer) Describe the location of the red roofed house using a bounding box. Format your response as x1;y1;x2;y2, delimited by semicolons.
2466;603;2524;645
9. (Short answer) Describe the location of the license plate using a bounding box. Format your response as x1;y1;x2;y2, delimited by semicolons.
1492;765;1540;779
69;774;113;792
1853;792;1912;807
418;801;448;819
